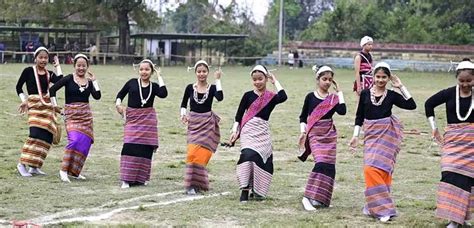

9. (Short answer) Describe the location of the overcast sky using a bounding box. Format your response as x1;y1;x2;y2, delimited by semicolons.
217;0;271;24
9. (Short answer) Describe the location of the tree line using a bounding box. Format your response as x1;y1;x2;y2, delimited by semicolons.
0;0;472;64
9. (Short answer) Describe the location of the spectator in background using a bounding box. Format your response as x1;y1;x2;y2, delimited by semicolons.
64;40;73;64
0;42;5;63
288;51;295;69
72;42;80;53
25;42;35;63
299;51;305;68
48;42;56;64
293;50;300;68
89;43;98;65
354;36;374;96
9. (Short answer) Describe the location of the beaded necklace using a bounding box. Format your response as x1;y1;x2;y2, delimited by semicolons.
193;83;210;104
370;87;387;106
455;85;474;121
138;78;152;107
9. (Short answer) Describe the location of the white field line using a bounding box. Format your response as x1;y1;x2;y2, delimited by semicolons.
98;190;183;208
31;190;182;224
42;192;231;225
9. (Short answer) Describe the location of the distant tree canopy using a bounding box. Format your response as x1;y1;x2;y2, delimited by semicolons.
0;0;471;64
299;0;474;45
0;0;161;56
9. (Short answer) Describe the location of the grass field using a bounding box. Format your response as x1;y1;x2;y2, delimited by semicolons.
0;63;456;227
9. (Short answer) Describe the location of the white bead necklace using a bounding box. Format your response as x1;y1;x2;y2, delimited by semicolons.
455;84;474;121
74;74;88;93
314;89;328;100
138;78;152;107
193;83;210;104
370;87;387;106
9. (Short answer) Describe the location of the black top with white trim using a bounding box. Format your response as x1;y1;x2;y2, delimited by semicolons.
234;90;287;123
355;89;416;126
116;78;168;108
16;66;63;95
49;74;101;104
299;92;346;123
425;86;473;123
180;84;223;113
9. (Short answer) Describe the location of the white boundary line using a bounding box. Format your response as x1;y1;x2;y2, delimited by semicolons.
30;190;183;224
42;192;230;225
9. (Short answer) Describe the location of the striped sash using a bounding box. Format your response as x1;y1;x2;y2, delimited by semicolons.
301;94;339;160
240;90;275;131
124;107;158;147
363;116;403;174
442;123;474;178
240;117;272;163
187;111;221;152
64;102;94;141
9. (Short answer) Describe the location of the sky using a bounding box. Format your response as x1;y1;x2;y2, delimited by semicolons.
216;0;271;24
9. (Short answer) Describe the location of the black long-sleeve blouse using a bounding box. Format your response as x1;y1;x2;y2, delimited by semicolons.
299;92;346;123
116;79;168;108
234;90;287;123
16;66;63;96
180;84;223;113
355;89;417;126
425;86;473;123
49;74;101;103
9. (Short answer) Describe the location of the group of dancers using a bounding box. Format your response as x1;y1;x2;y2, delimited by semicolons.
14;43;472;227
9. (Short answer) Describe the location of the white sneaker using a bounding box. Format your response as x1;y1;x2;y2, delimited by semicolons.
59;170;71;183
186;188;196;195
310;199;324;207
28;167;46;175
144;181;149;186
447;221;459;228
121;181;130;189
17;163;32;177
302;197;316;211
71;174;86;180
379;216;391;223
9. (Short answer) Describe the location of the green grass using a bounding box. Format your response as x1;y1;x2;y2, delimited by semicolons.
0;63;455;226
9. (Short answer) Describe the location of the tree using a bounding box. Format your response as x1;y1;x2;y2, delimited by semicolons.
0;0;161;59
299;0;474;45
266;0;334;40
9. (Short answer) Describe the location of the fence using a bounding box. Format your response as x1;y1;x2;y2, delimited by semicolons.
0;50;466;72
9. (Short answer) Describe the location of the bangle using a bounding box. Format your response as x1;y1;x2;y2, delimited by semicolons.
232;122;239;133
353;125;361;137
180;107;187;116
158;76;165;87
92;80;100;91
19;93;27;102
428;116;437;130
215;79;222;91
399;85;412;99
300;123;306;133
337;91;345;104
274;80;283;91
